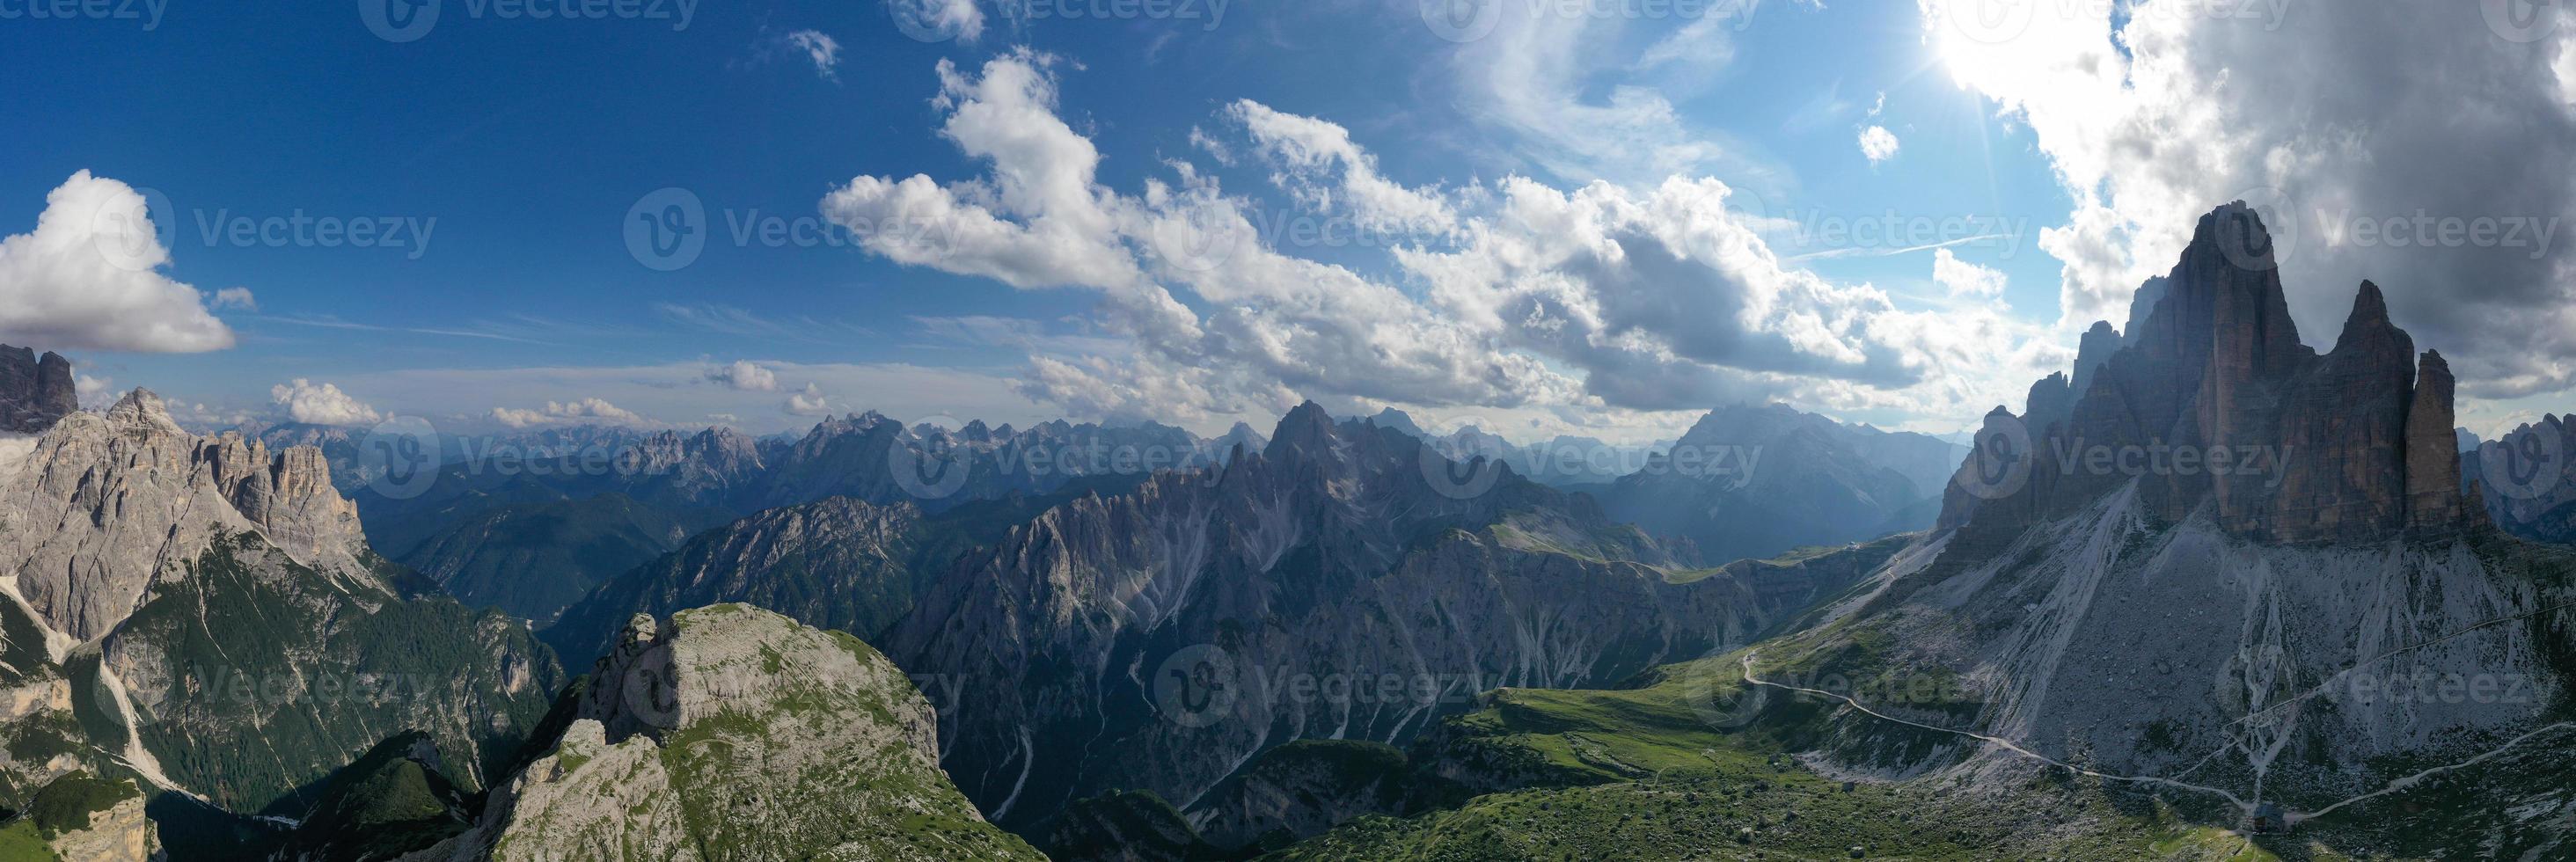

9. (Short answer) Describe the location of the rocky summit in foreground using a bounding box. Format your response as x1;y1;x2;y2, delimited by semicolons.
399;604;1041;862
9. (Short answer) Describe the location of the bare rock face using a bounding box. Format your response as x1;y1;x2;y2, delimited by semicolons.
2405;351;2463;530
1936;203;2472;548
0;389;373;641
425;604;1041;862
0;345;75;435
2070;320;2121;400
43;792;159;862
1797;202;2558;821
2265;281;2413;543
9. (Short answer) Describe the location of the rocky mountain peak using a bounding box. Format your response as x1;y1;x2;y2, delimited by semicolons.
102;388;185;437
1942;203;2470;546
2;386;372;640
0;344;77;435
2404;349;2464;530
2333;280;2400;350
1266;399;1340;460
442;604;1037;860
2072;320;2120;398
1366;406;1425;437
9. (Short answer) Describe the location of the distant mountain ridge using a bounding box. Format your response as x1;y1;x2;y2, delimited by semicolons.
2463;413;2576;544
355;414;1266;622
1598;402;1965;563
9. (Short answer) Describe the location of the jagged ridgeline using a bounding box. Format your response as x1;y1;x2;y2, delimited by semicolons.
1652;202;2576;857
352;414;1260;625
0;387;559;857
516;398;1897;844
1107;202;2576;861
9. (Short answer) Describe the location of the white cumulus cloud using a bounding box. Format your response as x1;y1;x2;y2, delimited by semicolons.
1858;126;1900;164
1224;99;1458;235
491;398;649;428
270;379;382;427
0;172;238;352
210;287;258;311
785;29;841;81
1931;248;2007;299
1917;0;2576;399
706;360;780;391
783;383;835;416
820;54;2062;427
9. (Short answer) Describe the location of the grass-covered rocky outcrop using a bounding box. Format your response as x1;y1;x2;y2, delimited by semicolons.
407;604;1041;862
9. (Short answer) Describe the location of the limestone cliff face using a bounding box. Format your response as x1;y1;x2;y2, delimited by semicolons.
1783;203;2565;815
2404;352;2463;530
418;605;1040;862
2265;281;2413;543
1936;203;2473;548
0;345;75;435
0;388;558;822
43;793;157;862
0;389;373;642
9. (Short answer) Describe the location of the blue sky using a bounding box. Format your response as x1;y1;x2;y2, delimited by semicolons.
6;0;2572;441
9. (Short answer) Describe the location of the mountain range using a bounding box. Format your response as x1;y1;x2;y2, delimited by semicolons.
4;203;2573;859
0;390;560;858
